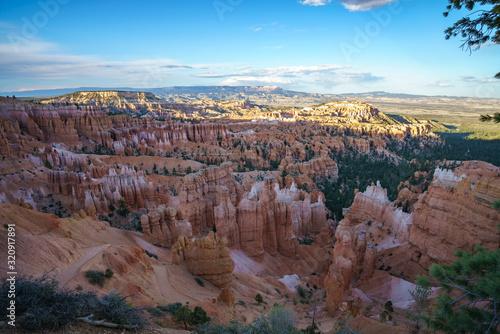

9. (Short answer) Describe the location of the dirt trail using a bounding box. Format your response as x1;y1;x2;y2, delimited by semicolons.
153;264;199;304
57;244;109;286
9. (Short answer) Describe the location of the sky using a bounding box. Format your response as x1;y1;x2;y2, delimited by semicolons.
0;0;499;97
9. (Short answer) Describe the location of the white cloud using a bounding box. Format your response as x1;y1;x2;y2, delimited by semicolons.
340;0;399;11
193;65;382;90
300;0;399;10
0;38;383;93
0;39;202;87
300;0;332;6
425;81;454;88
460;75;499;84
220;76;293;86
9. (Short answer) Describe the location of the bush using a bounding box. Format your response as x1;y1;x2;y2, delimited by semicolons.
105;268;114;279
268;305;296;332
173;305;210;330
0;274;144;330
83;291;145;328
145;306;163;317
194;277;205;287
191;306;210;326
297;286;307;298
195;314;301;334
157;302;182;314
255;293;264;304
84;270;107;287
117;199;130;216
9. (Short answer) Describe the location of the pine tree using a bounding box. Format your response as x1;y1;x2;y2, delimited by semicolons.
419;246;500;334
407;280;432;332
173;305;192;330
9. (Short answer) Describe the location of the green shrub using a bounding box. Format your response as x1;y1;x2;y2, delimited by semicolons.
194;315;301;333
268;305;296;332
0;274;144;331
84;270;106;287
157;302;182;314
297;286;307;298
105;268;114;279
173;305;210;329
145;306;163;317
255;293;263;304
191;306;210;326
194;277;205;287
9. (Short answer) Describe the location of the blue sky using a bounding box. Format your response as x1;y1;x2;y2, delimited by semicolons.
0;0;499;97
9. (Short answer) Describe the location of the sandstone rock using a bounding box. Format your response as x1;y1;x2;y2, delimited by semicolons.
409;168;500;269
282;157;339;179
324;266;344;316
217;286;235;307
172;232;235;287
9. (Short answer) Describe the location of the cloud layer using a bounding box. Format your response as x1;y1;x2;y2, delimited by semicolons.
0;38;384;91
193;65;383;89
301;0;399;11
300;0;332;6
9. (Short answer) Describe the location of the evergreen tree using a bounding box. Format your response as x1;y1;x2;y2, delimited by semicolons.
419;246;500;334
444;0;500;78
480;113;500;123
407;281;432;332
173;305;192;330
190;306;210;326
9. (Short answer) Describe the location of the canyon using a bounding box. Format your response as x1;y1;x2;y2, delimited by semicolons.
0;92;498;333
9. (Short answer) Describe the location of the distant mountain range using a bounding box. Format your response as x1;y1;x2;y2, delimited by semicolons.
0;85;480;100
0;86;500;106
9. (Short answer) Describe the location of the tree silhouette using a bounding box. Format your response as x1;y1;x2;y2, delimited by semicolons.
444;0;500;79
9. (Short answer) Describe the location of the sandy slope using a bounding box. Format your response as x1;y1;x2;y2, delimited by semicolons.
57;244;110;286
0;204;419;333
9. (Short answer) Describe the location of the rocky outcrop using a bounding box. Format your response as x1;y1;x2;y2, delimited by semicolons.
0;99;230;156
409;167;500;269
236;178;327;257
178;163;241;235
346;182;413;242
217;287;235;307
47;165;166;215
325;217;377;316
0;133;10;156
324;164;500;315
140;205;193;248
172;232;235;287
282;157;339;179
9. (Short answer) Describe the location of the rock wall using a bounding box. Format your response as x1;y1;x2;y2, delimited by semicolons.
47;165;165;215
409;168;500;269
178;163;241;235
0;100;230;155
346;181;413;242
324;217;377;316
140;205;192;248
324;164;500;315
172;232;235;287
282;157;339;179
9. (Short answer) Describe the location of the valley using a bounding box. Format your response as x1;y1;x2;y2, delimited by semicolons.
0;89;499;333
